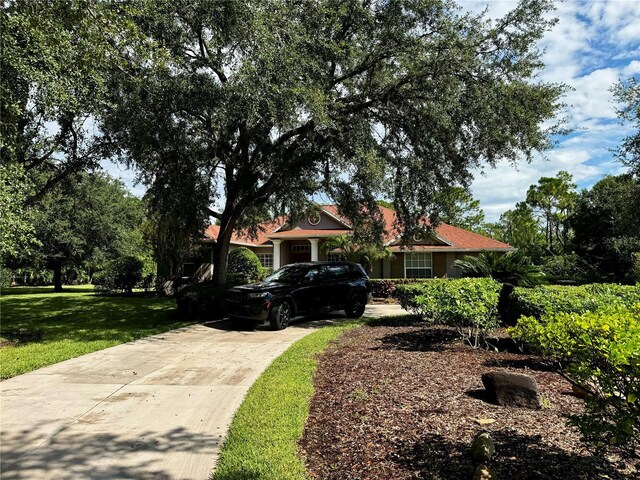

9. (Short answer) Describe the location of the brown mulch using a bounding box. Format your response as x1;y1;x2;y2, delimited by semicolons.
300;317;638;480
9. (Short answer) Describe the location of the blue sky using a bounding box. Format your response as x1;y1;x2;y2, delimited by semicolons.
465;0;640;221
103;0;640;222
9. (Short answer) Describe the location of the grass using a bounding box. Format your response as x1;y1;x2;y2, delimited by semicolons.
0;285;192;379
212;319;364;480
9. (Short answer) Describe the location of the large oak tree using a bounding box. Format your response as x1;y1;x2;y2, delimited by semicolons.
102;0;565;283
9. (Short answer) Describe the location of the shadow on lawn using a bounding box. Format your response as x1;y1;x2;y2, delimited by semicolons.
1;293;182;344
395;431;627;480
1;422;221;480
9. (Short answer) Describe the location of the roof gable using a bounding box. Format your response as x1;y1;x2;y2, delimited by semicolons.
202;204;513;250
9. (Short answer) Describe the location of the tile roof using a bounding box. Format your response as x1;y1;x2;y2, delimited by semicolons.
203;205;513;250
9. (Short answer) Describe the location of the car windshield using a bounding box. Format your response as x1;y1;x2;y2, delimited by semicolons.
264;265;312;283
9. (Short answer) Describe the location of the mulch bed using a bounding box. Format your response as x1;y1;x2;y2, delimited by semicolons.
300;317;638;479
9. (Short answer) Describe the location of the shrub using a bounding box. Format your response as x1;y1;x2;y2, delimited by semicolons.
175;281;229;319
397;278;501;347
370;278;433;298
502;283;640;323
509;306;640;452
227;247;263;284
93;256;144;294
0;267;12;288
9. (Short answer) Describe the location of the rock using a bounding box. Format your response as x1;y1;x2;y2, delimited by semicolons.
473;463;498;480
471;432;495;463
481;371;542;409
474;418;496;426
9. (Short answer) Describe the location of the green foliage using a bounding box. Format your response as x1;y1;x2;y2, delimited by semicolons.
504;284;640;323
435;186;486;233
571;175;640;284
397;278;501;347
526;171;578;255
0;163;39;261
227;247;264;284
175;282;229;319
454;250;545;287
495;202;546;262
611;77;640;176
370;278;433;298
93;256;144;295
509;306;640;452
23;172;151;291
101;0;565;283
0;267;13;289
541;253;593;283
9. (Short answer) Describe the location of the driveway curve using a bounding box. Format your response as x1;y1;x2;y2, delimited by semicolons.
0;304;402;480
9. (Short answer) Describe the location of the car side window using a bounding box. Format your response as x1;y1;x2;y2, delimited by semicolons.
303;267;320;283
322;264;347;280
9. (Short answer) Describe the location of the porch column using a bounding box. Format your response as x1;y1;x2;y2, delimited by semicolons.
210;247;214;279
309;238;320;262
272;239;282;269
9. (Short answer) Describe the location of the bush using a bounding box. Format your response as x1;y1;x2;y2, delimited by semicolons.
397;278;501;347
509;306;640;452
0;267;12;288
370;278;433;298
228;247;263;284
93;256;144;294
175;281;229;319
502;283;640;323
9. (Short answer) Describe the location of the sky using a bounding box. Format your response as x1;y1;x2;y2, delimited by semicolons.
464;0;640;221
102;0;640;222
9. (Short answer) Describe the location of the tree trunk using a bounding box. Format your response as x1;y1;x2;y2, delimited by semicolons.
211;219;237;285
52;261;63;292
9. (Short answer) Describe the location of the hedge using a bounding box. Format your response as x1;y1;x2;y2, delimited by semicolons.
501;283;640;323
509;305;640;452
370;278;433;298
397;278;502;347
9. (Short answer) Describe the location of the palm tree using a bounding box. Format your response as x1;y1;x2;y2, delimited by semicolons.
321;235;394;274
453;250;545;287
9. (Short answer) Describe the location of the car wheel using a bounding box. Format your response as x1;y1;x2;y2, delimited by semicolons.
269;301;291;330
346;293;367;318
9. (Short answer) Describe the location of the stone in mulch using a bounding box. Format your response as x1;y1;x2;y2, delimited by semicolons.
481;371;542;409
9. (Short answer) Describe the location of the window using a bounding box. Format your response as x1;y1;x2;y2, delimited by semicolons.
291;244;311;252
404;252;432;278
327;253;346;262
256;253;273;269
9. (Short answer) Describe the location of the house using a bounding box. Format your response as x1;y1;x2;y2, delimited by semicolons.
189;204;514;280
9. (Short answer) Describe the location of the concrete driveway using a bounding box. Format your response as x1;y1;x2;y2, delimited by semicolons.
0;304;402;480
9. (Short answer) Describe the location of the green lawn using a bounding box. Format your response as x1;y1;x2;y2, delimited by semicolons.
212;318;366;480
0;286;192;379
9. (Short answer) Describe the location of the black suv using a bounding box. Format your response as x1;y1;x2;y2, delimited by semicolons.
226;262;371;330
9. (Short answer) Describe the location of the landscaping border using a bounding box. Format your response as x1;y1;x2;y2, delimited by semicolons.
211;319;364;480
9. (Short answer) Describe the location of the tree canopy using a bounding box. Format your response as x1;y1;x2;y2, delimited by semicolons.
101;0;565;283
612;77;640;177
25;172;150;291
571;174;640;283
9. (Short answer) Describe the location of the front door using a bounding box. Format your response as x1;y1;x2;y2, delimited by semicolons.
291;244;311;263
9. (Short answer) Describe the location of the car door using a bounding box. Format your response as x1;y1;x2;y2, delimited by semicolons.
290;266;323;315
320;264;350;310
